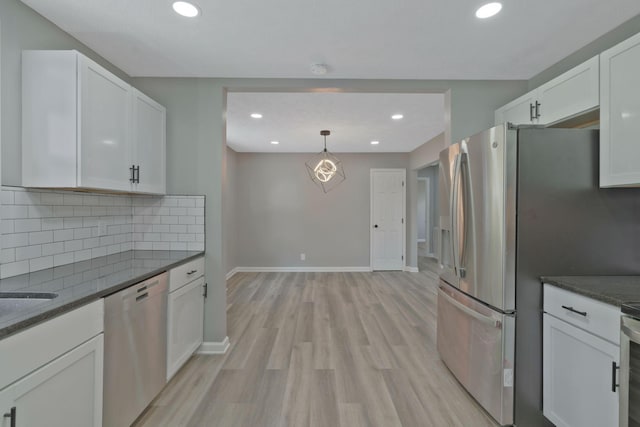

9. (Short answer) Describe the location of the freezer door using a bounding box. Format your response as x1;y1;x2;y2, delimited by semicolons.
437;281;515;426
438;143;460;288
454;125;516;311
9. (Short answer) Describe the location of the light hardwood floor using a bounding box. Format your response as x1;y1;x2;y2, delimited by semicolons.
134;270;498;427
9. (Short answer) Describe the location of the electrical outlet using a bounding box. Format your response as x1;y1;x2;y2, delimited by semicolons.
300;253;306;261
98;221;108;237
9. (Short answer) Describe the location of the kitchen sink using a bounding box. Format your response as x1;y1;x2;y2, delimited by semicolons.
0;292;58;316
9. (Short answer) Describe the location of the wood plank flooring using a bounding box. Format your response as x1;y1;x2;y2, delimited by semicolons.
134;270;498;427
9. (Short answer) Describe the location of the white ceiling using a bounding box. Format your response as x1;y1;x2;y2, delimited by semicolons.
226;92;445;153
21;0;640;80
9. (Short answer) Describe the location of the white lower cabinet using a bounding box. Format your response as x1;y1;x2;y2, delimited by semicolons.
543;313;619;427
167;275;205;381
0;334;104;427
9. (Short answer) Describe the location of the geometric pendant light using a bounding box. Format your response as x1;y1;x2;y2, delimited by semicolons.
305;130;346;193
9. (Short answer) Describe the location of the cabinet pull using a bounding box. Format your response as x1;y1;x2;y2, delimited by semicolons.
136;292;149;302
529;103;535;121
535;101;541;119
187;270;198;275
4;407;16;427
203;282;208;298
129;165;136;183
612;361;620;392
134;165;140;184
561;305;587;317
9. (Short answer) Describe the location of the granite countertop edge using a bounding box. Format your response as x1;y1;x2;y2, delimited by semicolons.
0;251;204;340
541;275;640;307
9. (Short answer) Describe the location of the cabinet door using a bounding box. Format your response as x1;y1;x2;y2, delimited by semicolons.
543;314;619;427
537;56;599;126
600;32;640;187
132;89;166;194
495;91;537;126
78;55;132;191
167;277;204;381
0;334;103;427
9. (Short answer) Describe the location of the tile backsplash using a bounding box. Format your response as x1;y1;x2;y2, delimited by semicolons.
0;187;205;279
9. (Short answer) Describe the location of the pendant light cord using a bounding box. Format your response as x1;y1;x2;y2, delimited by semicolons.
323;135;327;152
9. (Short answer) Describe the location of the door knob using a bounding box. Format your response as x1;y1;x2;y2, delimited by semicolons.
374;224;379;228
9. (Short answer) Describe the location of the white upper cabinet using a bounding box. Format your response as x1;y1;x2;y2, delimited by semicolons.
599;32;640;187
79;54;132;192
495;91;538;126
132;89;166;194
22;50;166;194
495;56;599;126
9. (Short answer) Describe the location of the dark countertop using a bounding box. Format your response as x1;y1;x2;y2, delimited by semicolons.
0;250;204;339
541;276;640;307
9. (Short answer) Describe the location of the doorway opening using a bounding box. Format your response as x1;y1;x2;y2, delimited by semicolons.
416;163;439;274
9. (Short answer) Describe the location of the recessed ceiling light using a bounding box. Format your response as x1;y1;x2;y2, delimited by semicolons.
250;113;263;119
391;114;404;120
172;1;200;18
371;141;380;145
270;141;279;145
475;2;502;19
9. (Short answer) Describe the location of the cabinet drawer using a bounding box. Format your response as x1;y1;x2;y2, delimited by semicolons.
543;284;620;344
169;256;204;292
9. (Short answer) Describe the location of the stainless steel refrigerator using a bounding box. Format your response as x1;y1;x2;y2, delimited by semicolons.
437;124;640;426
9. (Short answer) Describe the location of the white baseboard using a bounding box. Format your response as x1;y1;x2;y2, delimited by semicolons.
417;239;426;243
197;336;230;355
404;266;419;273
233;266;373;273
226;267;239;280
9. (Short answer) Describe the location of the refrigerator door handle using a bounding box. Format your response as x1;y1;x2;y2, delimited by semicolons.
450;153;462;276
457;152;470;278
439;287;501;328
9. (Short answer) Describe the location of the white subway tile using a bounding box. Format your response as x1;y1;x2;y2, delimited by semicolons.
1;190;14;205
170;207;187;216
99;236;115;246
74;249;92;262
83;237;99;249
53;206;74;217
188;225;204;234
2;220;15;234
3;233;29;249
161;198;179;207
54;229;74;242
179;216;196;225
15;191;41;205
64;240;83;252
91;247;107;258
74;206;91;217
29;231;53;245
40;193;64;205
83;195;100;206
188;208;204;216
53;252;75;267
178;199;196;208
2;205;28;219
196;217;205;225
170;224;187;233
1;249;15;263
107;225;122;234
161;233;178;242
2;261;29;278
195;198;205;208
121;242;133;251
29;205;54;218
152;242;171;250
42;242;65;256
73;228;92;240
15;219;41;233
152;224;171;233
188;242;205;251
134;242;152;250
30;256;53;271
107;244;121;255
63;218;83;229
42;218;64;231
143;233;161;241
170;242;188;251
178;233;196;242
16;245;42;261
91;207;107;216
63;194;84;205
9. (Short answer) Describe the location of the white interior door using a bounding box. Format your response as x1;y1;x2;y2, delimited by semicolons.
371;169;406;271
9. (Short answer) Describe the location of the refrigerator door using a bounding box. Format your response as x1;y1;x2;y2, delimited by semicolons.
437;280;515;426
451;125;516;312
438;142;460;288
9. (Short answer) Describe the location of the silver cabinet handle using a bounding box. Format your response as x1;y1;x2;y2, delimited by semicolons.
561;305;587;317
187;270;198;275
4;407;16;427
529;103;535;121
535;101;541;119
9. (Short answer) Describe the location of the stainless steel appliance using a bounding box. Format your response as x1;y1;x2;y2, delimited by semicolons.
620;304;640;427
437;125;640;427
103;273;169;427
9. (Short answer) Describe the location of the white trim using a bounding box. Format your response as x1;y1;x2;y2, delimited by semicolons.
233;266;373;273
370;168;407;272
417;238;426;243
197;337;230;355
404;266;419;273
225;267;239;280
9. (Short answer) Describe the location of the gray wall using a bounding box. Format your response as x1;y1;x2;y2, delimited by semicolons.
0;0;131;186
232;152;410;268
529;14;640;89
224;147;239;275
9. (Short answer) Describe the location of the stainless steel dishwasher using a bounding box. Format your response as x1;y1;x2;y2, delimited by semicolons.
103;273;168;427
